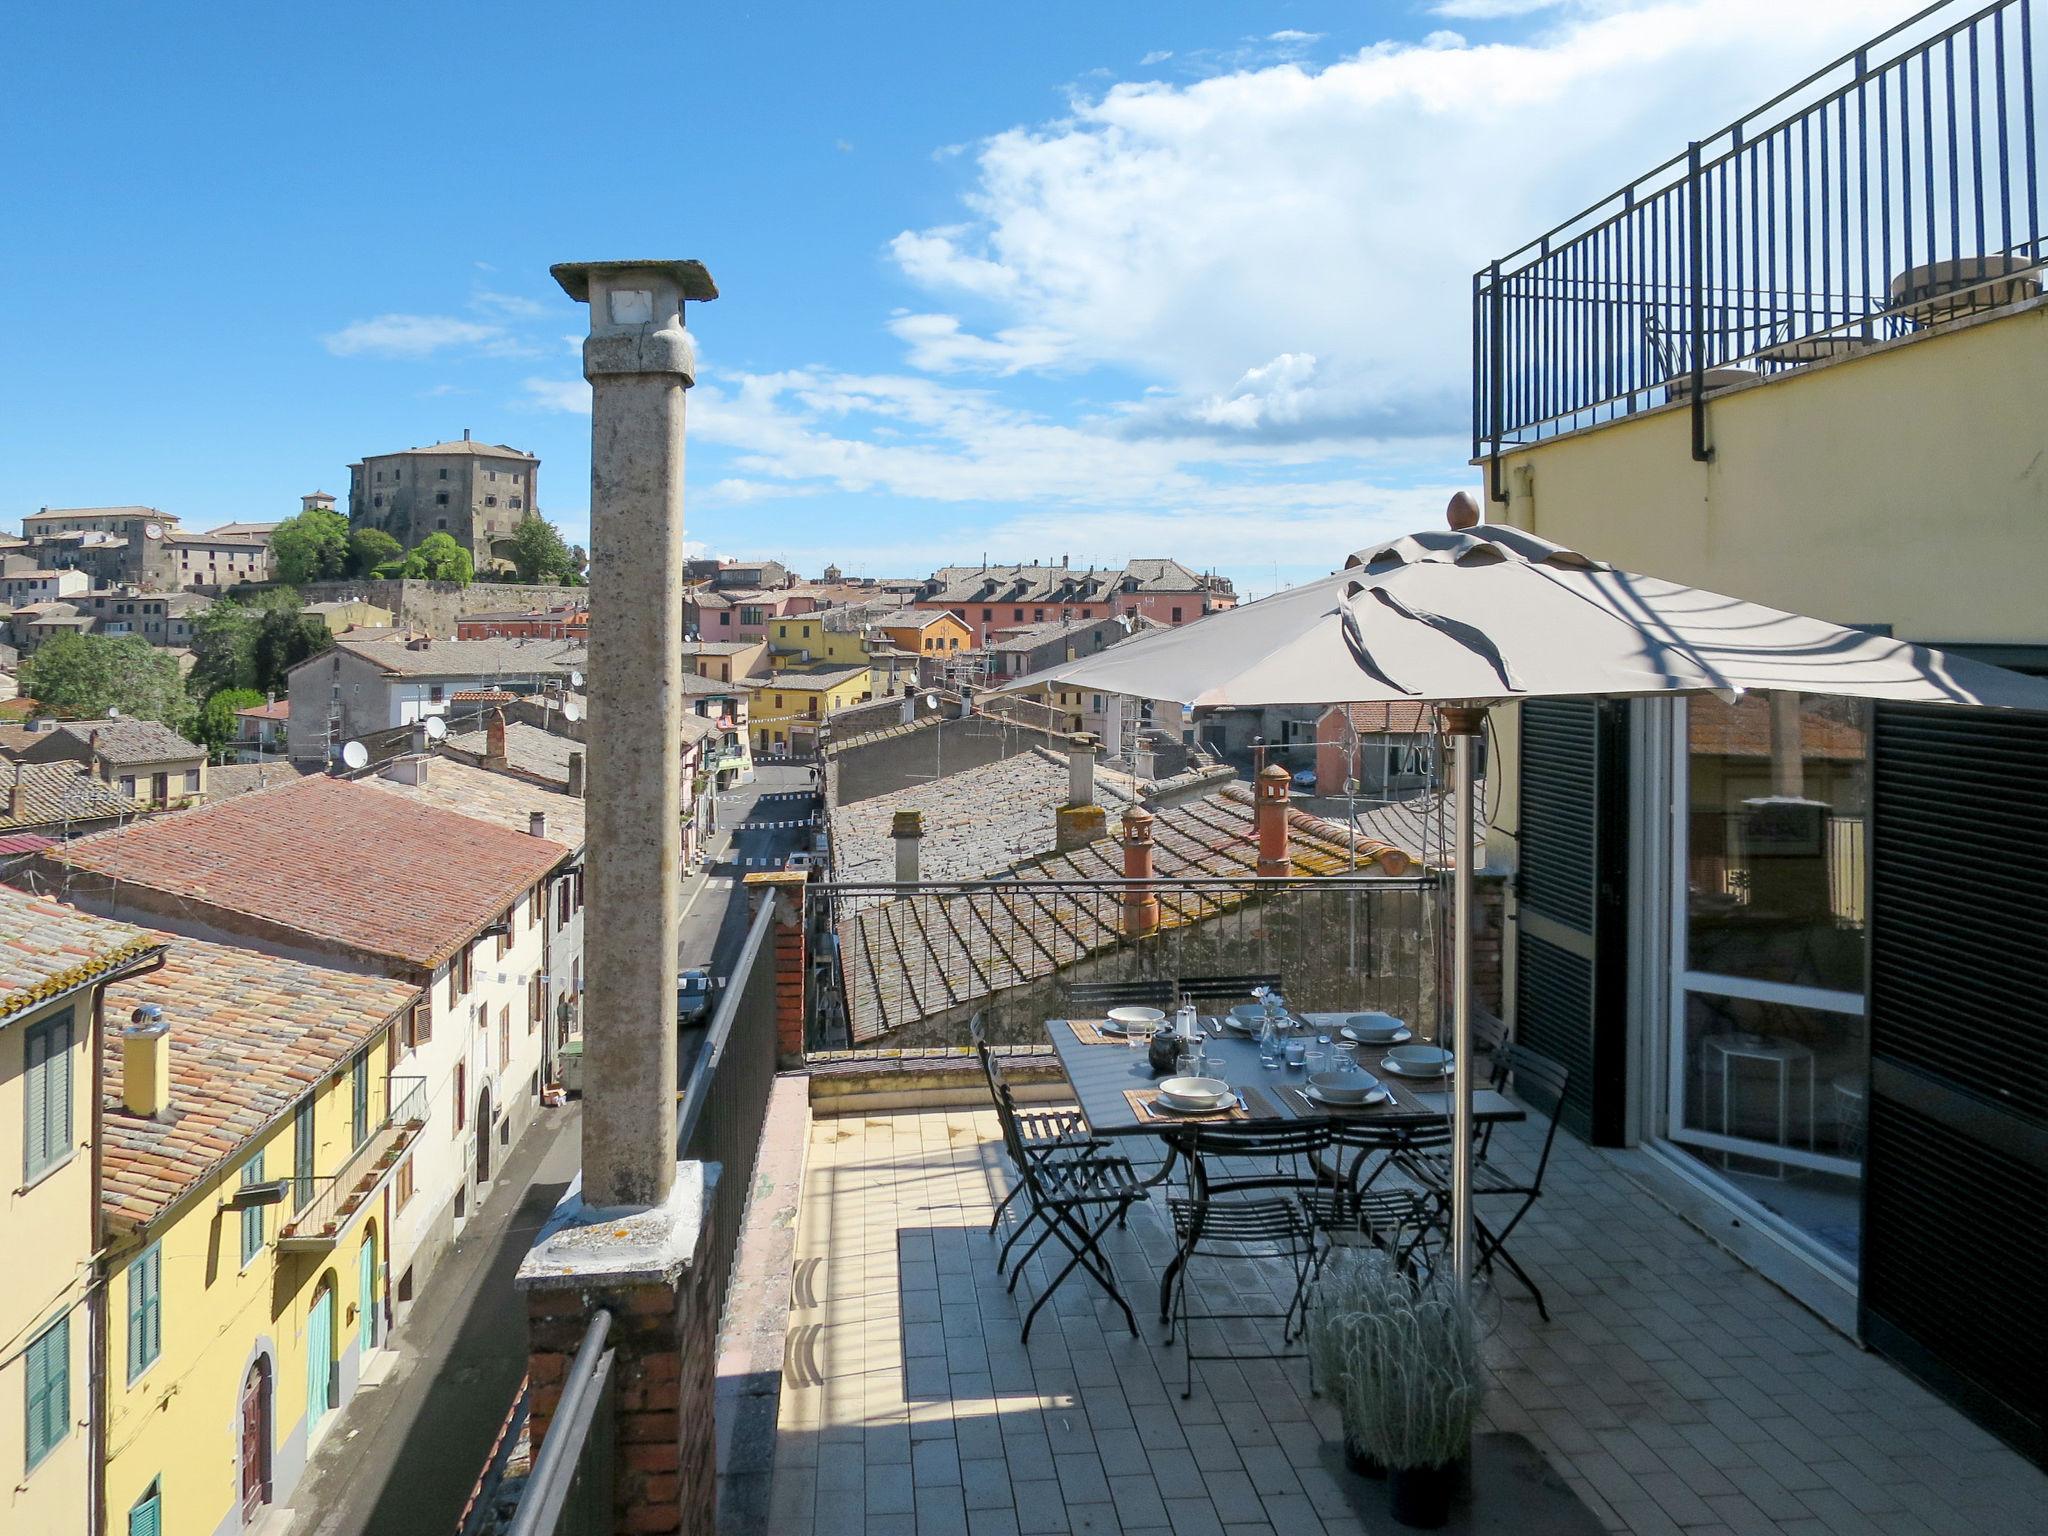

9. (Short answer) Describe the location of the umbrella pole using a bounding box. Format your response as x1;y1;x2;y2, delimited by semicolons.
1443;705;1485;1294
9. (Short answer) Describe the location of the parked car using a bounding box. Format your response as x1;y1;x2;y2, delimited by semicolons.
676;967;713;1026
785;850;824;877
1292;768;1318;790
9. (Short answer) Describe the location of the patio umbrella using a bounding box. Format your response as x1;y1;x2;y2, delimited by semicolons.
1007;518;2048;1291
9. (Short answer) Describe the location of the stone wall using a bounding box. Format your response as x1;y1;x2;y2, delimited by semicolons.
294;578;583;638
829;711;1075;806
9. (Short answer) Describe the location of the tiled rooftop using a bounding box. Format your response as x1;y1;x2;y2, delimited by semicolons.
331;633;584;678
445;720;583;787
0;886;158;1027
0;760;145;830
41;717;204;765
772;1101;2048;1536
45;773;567;969
98;928;419;1232
359;753;585;849
198;761;311;804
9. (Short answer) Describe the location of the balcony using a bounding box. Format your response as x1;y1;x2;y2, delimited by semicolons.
1475;0;2045;480
277;1076;429;1252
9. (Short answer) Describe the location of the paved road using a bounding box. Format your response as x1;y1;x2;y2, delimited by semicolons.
291;1103;581;1536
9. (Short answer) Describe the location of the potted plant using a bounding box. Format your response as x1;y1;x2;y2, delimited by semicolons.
1304;1248;1406;1477
1345;1266;1481;1529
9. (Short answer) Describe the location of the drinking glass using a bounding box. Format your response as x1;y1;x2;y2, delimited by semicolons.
1303;1040;1329;1077
1283;1038;1307;1070
1332;1043;1360;1075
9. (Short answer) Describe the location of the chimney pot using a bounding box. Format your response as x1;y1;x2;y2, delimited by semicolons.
566;750;585;798
121;1005;172;1119
1256;762;1292;878
1119;806;1159;937
892;809;924;884
486;709;508;767
530;810;548;839
7;763;25;822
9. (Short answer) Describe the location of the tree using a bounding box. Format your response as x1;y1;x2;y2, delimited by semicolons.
347;526;403;578
19;634;192;732
192;687;265;759
270;507;351;585
509;513;578;584
187;587;302;697
252;607;332;694
399;531;474;585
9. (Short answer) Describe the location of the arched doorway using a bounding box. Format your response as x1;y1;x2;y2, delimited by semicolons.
475;1086;493;1184
306;1276;336;1438
240;1356;272;1524
357;1224;380;1356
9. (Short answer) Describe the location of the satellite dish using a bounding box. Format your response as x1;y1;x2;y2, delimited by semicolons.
562;700;582;723
340;741;370;771
569;670;584;688
423;716;448;741
923;693;939;709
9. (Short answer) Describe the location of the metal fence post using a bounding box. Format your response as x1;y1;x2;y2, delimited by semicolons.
1686;139;1712;462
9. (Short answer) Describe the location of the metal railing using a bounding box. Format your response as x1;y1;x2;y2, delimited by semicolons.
277;1076;428;1249
678;896;781;1331
505;1310;617;1536
818;875;1442;1048
1475;0;2044;480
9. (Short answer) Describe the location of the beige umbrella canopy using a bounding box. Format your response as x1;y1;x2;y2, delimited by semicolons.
1005;517;2048;1292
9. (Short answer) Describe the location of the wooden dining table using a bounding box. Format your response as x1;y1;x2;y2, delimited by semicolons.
1046;1013;1526;1136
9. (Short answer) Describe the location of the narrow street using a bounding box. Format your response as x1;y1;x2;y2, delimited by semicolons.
679;759;819;1017
290;1103;581;1536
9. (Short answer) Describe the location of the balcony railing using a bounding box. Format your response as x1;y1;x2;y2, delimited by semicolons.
277;1076;429;1251
816;874;1443;1049
504;1310;615;1536
1475;0;2045;481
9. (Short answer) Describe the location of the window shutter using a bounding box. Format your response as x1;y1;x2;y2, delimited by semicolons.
24;1024;48;1176
128;1482;161;1536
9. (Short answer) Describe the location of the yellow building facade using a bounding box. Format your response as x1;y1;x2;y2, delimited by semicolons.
0;895;161;1536
749;665;873;753
96;935;419;1536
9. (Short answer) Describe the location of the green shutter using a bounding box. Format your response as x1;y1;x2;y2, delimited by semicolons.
23;1018;74;1180
240;1154;266;1265
128;1481;161;1536
25;1314;69;1468
127;1246;161;1381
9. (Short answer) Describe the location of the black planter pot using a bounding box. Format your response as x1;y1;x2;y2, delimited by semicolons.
1388;1463;1455;1529
1343;1436;1386;1479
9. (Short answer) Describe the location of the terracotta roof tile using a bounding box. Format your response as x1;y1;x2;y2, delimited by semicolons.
0;887;161;1026
98;928;419;1231
46;774;565;969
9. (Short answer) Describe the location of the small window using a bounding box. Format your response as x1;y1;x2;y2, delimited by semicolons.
23;1016;74;1181
127;1478;160;1536
459;944;474;993
127;1243;163;1381
240;1153;267;1266
373;495;383;508
25;1315;69;1468
438;467;449;479
428;685;445;704
510;496;523;509
351;1053;370;1149
183;769;199;794
1171;606;1183;622
484;496;497;508
396;1156;415;1210
436;492;449;506
454;1062;467;1134
1034;608;1046;622
982;608;992;622
437;518;448;530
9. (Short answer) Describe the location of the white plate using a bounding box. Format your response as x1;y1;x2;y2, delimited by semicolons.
1341;1023;1412;1045
1221;1013;1265;1034
1152;1091;1241;1115
1107;1007;1166;1032
1379;1056;1453;1078
1304;1085;1392;1109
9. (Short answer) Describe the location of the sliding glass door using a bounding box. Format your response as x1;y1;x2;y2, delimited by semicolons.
1667;692;1870;1274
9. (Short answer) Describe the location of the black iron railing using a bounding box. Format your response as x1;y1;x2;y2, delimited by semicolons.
678;896;781;1330
505;1309;616;1536
817;875;1442;1048
1475;0;2044;482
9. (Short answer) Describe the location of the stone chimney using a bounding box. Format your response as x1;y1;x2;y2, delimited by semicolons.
7;763;24;823
1120;806;1159;938
529;810;548;839
121;1004;171;1119
892;810;923;884
1256;762;1292;879
1055;734;1106;852
566;750;585;798
486;709;508;768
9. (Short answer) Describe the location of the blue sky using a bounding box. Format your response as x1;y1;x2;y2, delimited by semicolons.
0;1;1896;597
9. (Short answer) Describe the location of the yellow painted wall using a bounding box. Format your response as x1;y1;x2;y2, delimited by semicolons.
1483;301;2048;866
749;672;871;750
884;614;971;654
104;1033;395;1536
0;995;95;1536
768;619;868;670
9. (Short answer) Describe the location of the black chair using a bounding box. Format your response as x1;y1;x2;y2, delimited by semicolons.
1161;1122;1329;1398
988;1070;1145;1343
1299;1121;1450;1273
1396;1042;1571;1319
1174;973;1284;1011
1068;977;1175;1014
970;1014;1094;1242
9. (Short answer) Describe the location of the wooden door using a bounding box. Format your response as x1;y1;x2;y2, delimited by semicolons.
306;1284;333;1433
240;1359;271;1522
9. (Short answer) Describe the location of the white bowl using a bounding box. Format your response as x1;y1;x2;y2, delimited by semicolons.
1385;1044;1453;1075
1306;1071;1377;1104
1158;1075;1229;1109
1105;1006;1165;1034
1342;1013;1405;1043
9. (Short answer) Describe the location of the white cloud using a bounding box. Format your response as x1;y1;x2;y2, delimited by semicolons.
888;0;1897;444
1139;50;1173;67
1428;0;1570;18
472;290;551;318
322;314;519;359
888;313;1072;375
1267;29;1321;43
521;377;590;413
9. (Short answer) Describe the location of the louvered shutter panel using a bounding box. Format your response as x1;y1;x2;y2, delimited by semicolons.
1862;702;2048;1462
129;1485;161;1536
51;1019;73;1152
24;1024;48;1175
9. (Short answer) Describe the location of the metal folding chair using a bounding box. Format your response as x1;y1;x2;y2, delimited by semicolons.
1161;1122;1330;1399
1067;977;1174;1014
1396;1042;1572;1318
1173;972;1284;1011
971;1014;1094;1241
987;1068;1145;1344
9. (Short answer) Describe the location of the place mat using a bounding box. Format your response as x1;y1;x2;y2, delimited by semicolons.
1066;1018;1142;1047
1277;1082;1433;1121
1123;1087;1250;1123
